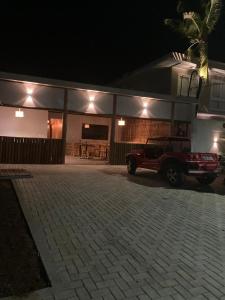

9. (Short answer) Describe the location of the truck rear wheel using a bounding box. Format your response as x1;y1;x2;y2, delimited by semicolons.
197;174;217;185
127;159;136;175
164;163;184;187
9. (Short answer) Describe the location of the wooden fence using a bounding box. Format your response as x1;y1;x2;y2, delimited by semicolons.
0;137;63;164
109;142;144;165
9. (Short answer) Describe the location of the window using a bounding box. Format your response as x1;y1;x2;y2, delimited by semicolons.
177;74;199;97
82;124;109;140
144;145;164;159
211;77;225;100
178;76;189;96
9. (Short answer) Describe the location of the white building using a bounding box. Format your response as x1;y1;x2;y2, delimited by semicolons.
0;65;194;164
114;52;225;154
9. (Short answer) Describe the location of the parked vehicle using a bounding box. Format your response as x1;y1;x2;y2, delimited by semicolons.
218;155;225;185
126;136;220;187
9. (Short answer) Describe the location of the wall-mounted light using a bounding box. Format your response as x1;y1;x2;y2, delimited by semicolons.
141;98;149;117
24;86;34;107
84;124;90;128
87;90;97;102
86;90;97;113
118;118;125;126
26;87;33;95
15;108;24;118
143;102;148;108
26;95;33;103
89;95;95;101
212;136;219;151
88;102;94;110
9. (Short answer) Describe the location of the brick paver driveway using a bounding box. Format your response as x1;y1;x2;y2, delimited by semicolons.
7;165;225;299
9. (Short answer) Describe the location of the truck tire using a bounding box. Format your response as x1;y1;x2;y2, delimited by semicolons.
127;159;136;175
164;163;184;187
197;174;217;185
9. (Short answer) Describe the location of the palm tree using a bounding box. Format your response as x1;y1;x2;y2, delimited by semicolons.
165;0;222;112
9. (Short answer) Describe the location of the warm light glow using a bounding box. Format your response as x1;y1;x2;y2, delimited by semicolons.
213;142;218;150
89;95;95;101
87;90;98;102
211;136;219;152
143;102;148;108
15;108;24;118
199;68;208;80
84;124;90;128
143;108;147;114
24;94;34;107
27;88;33;95
118;118;125;126
86;101;96;113
26;95;33;103
89;102;94;109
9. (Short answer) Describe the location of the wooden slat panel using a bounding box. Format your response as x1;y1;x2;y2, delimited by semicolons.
0;137;63;164
119;119;171;144
109;142;144;165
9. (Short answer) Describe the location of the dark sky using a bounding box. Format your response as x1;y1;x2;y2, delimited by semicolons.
0;1;224;85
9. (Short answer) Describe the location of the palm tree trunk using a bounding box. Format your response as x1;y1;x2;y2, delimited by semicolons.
198;41;210;112
199;41;208;80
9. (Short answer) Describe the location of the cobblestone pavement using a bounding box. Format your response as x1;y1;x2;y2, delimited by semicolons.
3;165;225;300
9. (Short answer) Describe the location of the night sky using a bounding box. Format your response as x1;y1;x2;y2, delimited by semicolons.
0;1;225;85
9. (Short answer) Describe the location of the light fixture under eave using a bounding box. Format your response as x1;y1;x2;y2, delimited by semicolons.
143;102;148;108
89;95;95;101
15;108;24;118
118;118;125;126
26;87;33;95
84;124;90;129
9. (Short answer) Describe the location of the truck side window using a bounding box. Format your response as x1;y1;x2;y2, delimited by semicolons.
145;146;163;159
165;145;173;152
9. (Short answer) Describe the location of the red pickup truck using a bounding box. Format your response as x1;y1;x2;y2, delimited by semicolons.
126;136;220;187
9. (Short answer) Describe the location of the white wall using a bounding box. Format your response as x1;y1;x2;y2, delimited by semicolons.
68;90;113;114
192;118;225;153
174;103;194;121
67;114;111;144
0;106;48;138
0;81;64;109
117;96;172;119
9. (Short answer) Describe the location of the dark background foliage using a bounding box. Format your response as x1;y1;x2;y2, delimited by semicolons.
0;1;224;84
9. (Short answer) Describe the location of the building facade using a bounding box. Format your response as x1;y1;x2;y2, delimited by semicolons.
115;52;225;154
0;67;194;164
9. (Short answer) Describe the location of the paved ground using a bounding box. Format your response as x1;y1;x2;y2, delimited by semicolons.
2;164;225;300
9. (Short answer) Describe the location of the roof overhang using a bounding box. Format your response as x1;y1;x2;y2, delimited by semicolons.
0;71;198;105
197;112;225;120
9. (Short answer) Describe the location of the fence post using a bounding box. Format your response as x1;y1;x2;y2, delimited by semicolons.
109;94;117;164
170;101;175;136
61;88;68;164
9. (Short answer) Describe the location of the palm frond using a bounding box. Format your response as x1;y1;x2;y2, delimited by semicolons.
183;12;202;37
206;0;222;33
164;19;187;36
177;0;185;13
165;17;200;41
186;47;195;62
